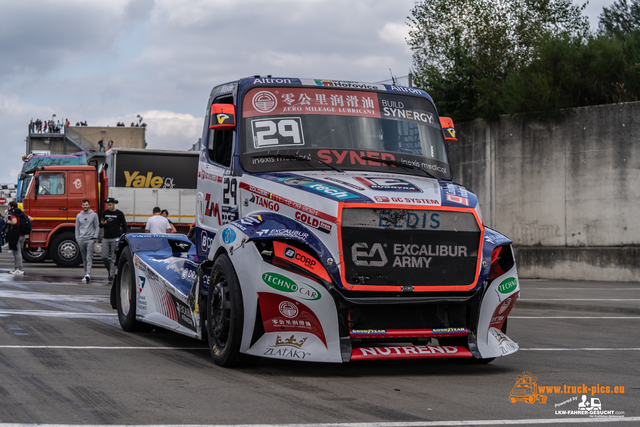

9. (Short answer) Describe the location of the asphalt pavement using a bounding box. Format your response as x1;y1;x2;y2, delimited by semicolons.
0;248;638;426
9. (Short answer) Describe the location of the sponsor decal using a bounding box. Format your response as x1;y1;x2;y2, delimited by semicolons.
378;210;441;229
134;255;139;267
355;177;422;192
214;112;234;126
231;214;263;231
374;196;390;202
174;299;195;329
294;211;332;232
204;193;221;225
312;79;385;90
351;242;469;270
282;177;315;186
240;182;337;223
353;345;467;360
352;243;388;267
273;241;330;281
244;88;381;118
446;193;469;206
252;117;305;148
386;85;427;95
381;98;434;124
255;228;310;240
252;90;278;113
498;277;518;294
300;181;358;200
352;329;387;335
324;177;365;191
274;334;307;348
73;178;82;189
261;272;321;301
249;194;280;212
432;327;467;333
123;171;176;189
490;291;519;329
490;328;519;354
259;292;326;346
198;170;224;183
221;228;236;244
253;77;300;85
200;230;216;253
137;275;145;293
279;301;299;318
212;83;236;96
222;206;239;224
263;346;311;360
317;149;396;166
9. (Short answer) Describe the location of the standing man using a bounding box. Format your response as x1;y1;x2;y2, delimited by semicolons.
107;139;114;150
160;209;177;233
6;201;32;275
97;139;105;152
145;207;172;234
76;199;99;283
100;198;127;284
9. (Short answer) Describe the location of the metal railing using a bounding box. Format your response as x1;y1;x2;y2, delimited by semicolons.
66;127;96;152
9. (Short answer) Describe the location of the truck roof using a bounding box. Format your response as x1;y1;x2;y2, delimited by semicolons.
210;76;433;103
33;165;96;172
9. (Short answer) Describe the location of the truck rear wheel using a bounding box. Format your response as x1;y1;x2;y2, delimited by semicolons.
207;254;258;367
50;232;81;267
116;247;142;332
22;246;49;263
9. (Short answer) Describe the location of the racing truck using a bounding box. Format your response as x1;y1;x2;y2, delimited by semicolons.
110;76;521;366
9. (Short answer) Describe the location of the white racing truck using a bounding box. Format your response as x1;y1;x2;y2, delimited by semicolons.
110;77;520;366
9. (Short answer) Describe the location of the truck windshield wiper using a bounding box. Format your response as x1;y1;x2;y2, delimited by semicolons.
252;153;343;173
360;156;437;180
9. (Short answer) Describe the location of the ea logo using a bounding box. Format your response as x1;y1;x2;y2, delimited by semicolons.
252;91;277;113
284;247;296;259
279;301;298;318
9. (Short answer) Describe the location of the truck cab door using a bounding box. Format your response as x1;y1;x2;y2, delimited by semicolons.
67;171;91;219
196;96;238;258
32;171;68;223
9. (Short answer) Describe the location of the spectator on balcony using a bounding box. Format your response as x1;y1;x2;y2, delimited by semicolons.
98;139;105;152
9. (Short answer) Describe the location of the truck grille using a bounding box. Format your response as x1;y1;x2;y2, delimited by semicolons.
340;208;481;287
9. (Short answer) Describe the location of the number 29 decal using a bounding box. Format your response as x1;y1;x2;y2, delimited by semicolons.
223;178;237;205
251;117;305;148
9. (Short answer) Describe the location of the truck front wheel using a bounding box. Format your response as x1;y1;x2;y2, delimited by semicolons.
22;246;49;263
115;247;142;332
207;254;257;367
50;232;81;267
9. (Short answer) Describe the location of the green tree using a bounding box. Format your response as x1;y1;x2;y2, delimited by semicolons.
407;0;589;121
598;0;640;36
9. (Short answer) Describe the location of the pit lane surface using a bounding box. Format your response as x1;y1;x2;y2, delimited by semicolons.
0;252;638;426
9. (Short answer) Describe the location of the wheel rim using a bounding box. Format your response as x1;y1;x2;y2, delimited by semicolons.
120;262;131;316
58;240;78;260
210;279;231;346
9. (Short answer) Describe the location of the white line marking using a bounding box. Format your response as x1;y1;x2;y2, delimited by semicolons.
0;418;639;426
510;316;640;319
0;290;108;303
0;310;116;318
0;346;206;350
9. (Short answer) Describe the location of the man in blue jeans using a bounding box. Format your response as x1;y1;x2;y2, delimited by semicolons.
76;199;99;283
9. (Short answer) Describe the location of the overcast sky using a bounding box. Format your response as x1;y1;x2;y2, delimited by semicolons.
0;0;614;183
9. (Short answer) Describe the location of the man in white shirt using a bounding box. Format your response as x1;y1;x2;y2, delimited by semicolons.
145;207;172;234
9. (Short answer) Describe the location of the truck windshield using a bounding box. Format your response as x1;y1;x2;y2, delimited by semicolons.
240;87;451;180
16;153;87;202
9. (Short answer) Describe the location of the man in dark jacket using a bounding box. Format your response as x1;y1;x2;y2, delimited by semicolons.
6;201;32;275
0;213;5;253
100;198;127;284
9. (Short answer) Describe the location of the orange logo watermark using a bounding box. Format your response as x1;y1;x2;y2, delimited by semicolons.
509;371;547;404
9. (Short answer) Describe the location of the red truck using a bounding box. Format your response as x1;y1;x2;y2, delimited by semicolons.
22;164;108;267
21;149;198;267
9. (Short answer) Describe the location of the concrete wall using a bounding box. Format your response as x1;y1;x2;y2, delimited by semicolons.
448;102;640;281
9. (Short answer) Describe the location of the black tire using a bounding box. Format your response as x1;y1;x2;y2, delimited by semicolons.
49;232;81;267
22;246;49;263
207;254;258;367
115;247;141;332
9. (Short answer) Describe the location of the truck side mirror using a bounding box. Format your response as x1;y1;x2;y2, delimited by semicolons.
209;104;236;130
439;117;457;142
